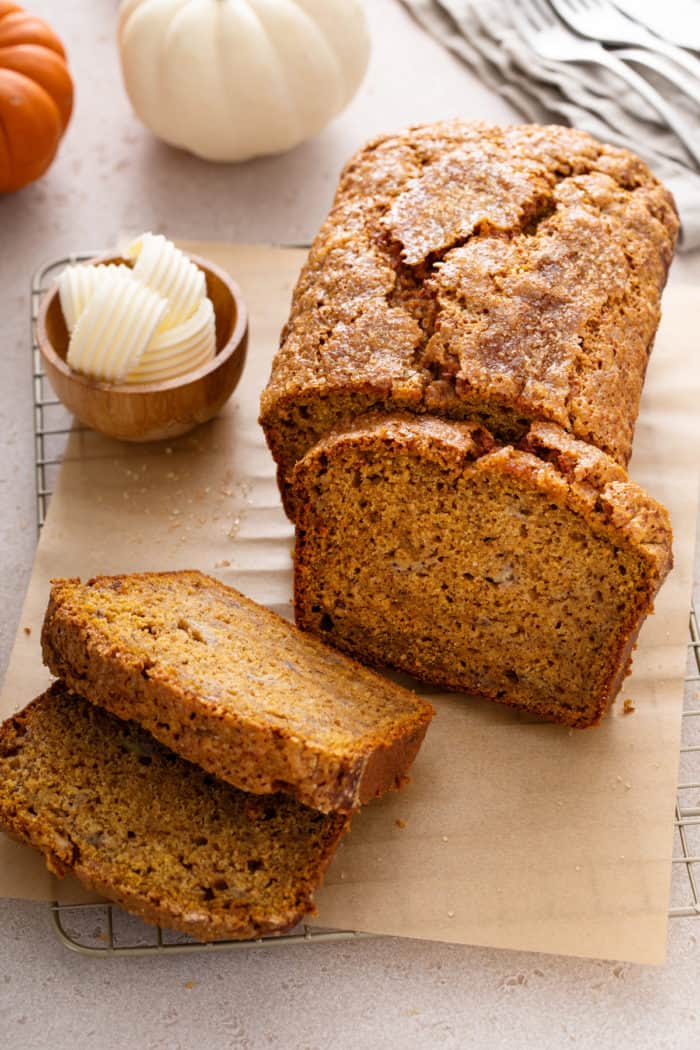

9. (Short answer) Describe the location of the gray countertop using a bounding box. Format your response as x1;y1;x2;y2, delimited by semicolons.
1;2;698;1047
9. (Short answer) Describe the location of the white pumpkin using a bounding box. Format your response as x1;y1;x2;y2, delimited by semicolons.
118;0;371;162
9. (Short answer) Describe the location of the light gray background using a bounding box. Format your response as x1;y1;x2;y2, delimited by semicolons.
1;2;698;1047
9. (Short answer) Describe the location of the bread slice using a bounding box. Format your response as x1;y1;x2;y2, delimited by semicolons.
0;685;349;942
42;571;434;813
292;414;673;728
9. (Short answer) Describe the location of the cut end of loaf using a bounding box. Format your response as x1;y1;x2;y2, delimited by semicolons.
292;414;673;729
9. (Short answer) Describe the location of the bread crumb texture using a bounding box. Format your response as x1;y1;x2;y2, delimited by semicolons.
292;414;672;728
0;685;350;942
41;571;433;813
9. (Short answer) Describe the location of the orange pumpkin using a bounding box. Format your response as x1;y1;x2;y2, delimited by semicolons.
0;2;73;192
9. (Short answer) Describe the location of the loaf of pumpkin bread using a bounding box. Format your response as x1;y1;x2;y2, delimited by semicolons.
0;685;349;941
260;120;678;517
292;414;673;728
42;571;433;813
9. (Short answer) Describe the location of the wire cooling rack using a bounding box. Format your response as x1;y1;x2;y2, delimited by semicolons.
31;254;367;956
30;256;700;955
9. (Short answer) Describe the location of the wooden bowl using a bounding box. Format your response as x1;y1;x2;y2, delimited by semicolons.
36;253;248;442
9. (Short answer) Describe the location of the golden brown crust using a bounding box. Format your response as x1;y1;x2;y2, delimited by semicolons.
41;571;433;813
517;422;673;578
291;413;673;728
0;687;350;942
260;120;678;515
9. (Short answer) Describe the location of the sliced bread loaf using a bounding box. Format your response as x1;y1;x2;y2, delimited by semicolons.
259;121;678;518
42;571;434;813
292;414;673;728
0;685;349;942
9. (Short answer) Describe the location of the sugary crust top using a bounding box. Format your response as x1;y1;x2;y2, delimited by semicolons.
261;120;678;466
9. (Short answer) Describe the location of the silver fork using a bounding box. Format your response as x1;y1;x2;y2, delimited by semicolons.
510;0;700;168
615;47;700;110
551;0;700;83
611;0;700;53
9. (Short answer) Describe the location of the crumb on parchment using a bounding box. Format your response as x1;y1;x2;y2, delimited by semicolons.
395;819;406;829
23;627;31;636
622;699;636;715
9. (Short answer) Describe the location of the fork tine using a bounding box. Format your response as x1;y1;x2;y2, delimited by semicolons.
510;0;542;32
527;0;553;26
536;0;562;23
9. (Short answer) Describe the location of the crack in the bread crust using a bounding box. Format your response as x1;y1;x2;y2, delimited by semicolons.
376;152;672;446
308;129;674;395
379;183;565;391
323;137;672;404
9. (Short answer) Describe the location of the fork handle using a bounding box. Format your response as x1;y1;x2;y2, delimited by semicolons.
596;50;700;168
617;47;700;110
642;34;700;85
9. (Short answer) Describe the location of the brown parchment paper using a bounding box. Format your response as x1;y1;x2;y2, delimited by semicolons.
0;243;697;965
